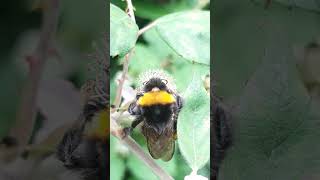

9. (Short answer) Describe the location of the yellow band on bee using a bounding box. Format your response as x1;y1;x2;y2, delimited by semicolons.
137;91;176;106
84;108;109;140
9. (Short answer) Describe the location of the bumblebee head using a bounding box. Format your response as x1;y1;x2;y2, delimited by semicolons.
138;69;176;93
143;77;168;92
136;70;177;107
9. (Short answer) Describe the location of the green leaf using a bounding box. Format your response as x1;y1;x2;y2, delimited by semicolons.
110;136;126;180
174;151;193;179
177;70;210;171
129;44;163;79
155;11;210;65
219;52;320;180
127;150;177;180
253;0;320;12
142;28;209;90
58;0;106;49
143;28;176;61
110;3;139;57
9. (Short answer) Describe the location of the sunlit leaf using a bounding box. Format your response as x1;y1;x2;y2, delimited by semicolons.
110;4;139;57
155;11;210;65
142;28;209;90
177;70;210;171
36;79;81;143
129;44;162;78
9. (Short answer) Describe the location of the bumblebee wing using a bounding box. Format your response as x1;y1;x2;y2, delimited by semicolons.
159;140;175;161
143;125;175;161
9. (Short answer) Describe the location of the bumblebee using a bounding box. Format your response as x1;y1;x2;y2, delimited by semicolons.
56;100;107;180
56;53;108;180
125;70;183;161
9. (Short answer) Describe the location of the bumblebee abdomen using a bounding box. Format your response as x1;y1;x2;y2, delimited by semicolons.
141;105;173;130
139;104;176;161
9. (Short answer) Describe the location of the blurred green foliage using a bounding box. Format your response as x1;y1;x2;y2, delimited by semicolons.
110;4;139;57
0;0;105;138
213;0;320;179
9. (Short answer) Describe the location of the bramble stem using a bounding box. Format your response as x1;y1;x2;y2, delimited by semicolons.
110;115;174;180
138;21;157;36
9;0;60;150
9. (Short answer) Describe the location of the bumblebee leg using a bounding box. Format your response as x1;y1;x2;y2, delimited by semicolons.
176;95;183;110
171;95;183;130
56;128;83;166
121;116;143;139
128;102;142;115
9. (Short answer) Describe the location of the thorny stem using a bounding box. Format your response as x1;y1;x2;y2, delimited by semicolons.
125;0;136;23
9;0;60;149
122;137;174;180
113;0;136;109
111;116;174;180
111;0;174;180
113;52;132;109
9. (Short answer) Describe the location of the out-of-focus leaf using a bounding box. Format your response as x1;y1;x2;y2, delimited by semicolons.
58;0;106;50
177;70;210;172
110;136;126;180
198;163;210;178
110;4;139;57
0;63;23;138
174;151;192;180
142;28;209;90
129;44;162;78
213;0;320;98
254;0;320;12
0;157;37;180
127;149;177;180
155;11;210;65
127;152;157;180
31;156;71;180
219;52;320;179
36;79;81;143
184;171;208;180
143;28;175;60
